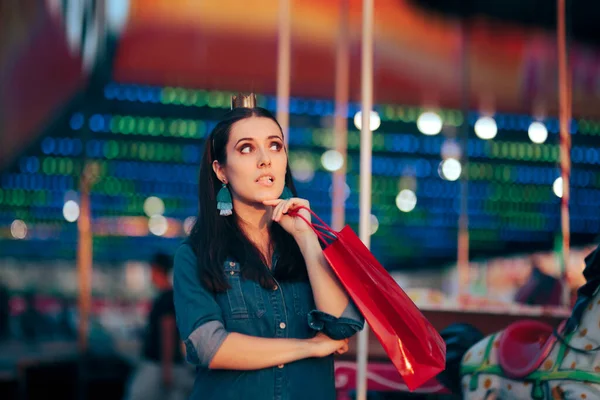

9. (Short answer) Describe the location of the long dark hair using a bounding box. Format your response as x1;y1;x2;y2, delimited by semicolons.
188;107;308;292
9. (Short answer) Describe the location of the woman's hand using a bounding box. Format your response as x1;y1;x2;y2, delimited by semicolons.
263;198;314;240
308;332;349;358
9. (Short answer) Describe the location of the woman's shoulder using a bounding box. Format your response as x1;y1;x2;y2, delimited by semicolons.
174;239;197;270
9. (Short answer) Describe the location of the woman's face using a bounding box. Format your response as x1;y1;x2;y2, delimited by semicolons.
213;116;287;206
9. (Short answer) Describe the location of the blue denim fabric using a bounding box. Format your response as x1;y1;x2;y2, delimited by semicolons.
173;243;364;400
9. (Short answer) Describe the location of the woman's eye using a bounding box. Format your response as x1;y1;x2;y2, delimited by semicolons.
240;145;252;154
270;142;282;151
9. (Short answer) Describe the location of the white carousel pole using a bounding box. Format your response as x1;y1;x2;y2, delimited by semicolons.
356;0;374;399
277;0;291;146
331;0;349;232
557;0;571;307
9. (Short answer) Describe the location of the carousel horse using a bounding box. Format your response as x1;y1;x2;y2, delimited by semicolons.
439;244;600;399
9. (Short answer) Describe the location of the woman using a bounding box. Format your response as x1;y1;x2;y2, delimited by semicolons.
173;95;364;400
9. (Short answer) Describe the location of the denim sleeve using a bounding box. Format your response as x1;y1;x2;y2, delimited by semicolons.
173;244;229;367
307;300;364;340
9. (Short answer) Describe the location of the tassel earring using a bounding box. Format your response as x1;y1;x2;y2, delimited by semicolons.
280;186;293;200
216;182;233;216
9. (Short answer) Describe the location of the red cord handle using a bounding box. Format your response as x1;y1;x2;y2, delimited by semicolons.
287;206;338;245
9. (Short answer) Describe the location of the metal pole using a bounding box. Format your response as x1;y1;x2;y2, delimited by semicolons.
557;0;571;307
457;19;470;299
332;0;349;232
356;0;374;398
77;164;94;352
277;0;291;146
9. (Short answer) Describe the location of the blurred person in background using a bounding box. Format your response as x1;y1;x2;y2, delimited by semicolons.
173;97;364;400
18;290;52;342
124;252;193;400
514;254;564;306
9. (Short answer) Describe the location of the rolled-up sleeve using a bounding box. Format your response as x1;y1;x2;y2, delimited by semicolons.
173;244;229;367
307;300;364;340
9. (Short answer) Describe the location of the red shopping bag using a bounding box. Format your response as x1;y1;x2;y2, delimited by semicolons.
291;207;446;391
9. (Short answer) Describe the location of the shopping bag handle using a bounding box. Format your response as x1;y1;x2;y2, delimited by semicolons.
287;206;338;245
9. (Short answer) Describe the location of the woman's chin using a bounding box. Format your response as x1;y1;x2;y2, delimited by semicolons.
252;188;283;203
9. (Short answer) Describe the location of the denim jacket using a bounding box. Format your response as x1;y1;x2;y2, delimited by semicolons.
173;243;364;400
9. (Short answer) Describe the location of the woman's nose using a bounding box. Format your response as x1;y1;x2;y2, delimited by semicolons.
258;149;272;167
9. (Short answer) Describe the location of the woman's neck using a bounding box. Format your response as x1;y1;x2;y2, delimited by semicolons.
233;200;274;261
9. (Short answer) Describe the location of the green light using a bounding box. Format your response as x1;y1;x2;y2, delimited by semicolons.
208;91;225;108
517;143;526;160
148;143;157;160
177;119;187;136
406;107;418;122
162;87;176;104
164;145;173;161
373;133;384;151
139;143;147;160
156;119;165;135
173;146;183;162
120;142;128;158
500;143;509;158
126;116;135;134
147;118;156;135
348;132;360;149
187;91;198;106
156;145;164;161
384;106;395;121
550;146;558;161
14;189;25;206
509;143;518;159
490;142;499;158
195;91;208;107
188;121;198;137
104;141;119;159
34;191;46;205
138;118;148;135
454;111;464;127
174;88;187;105
169;120;178;136
111;115;121;133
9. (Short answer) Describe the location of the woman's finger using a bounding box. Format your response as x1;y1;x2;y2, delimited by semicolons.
282;198;309;215
273;201;286;221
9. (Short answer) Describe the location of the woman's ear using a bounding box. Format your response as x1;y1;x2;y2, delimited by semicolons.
212;160;227;183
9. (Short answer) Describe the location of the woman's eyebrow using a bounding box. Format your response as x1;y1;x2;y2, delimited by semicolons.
234;135;283;146
234;137;254;146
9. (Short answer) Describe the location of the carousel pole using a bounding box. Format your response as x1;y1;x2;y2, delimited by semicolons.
356;0;374;399
77;164;94;352
457;17;471;300
277;0;291;146
331;0;349;232
557;0;571;307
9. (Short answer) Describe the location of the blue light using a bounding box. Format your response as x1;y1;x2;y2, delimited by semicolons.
58;138;72;156
570;119;578;134
586;148;598;164
138;86;151;103
415;158;431;177
572;146;583;163
547;118;559;134
89;114;105;132
70;113;85;130
116;85;127;101
125;86;136;101
72;139;82;156
104;83;116;99
27;157;40;173
41;138;55;155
